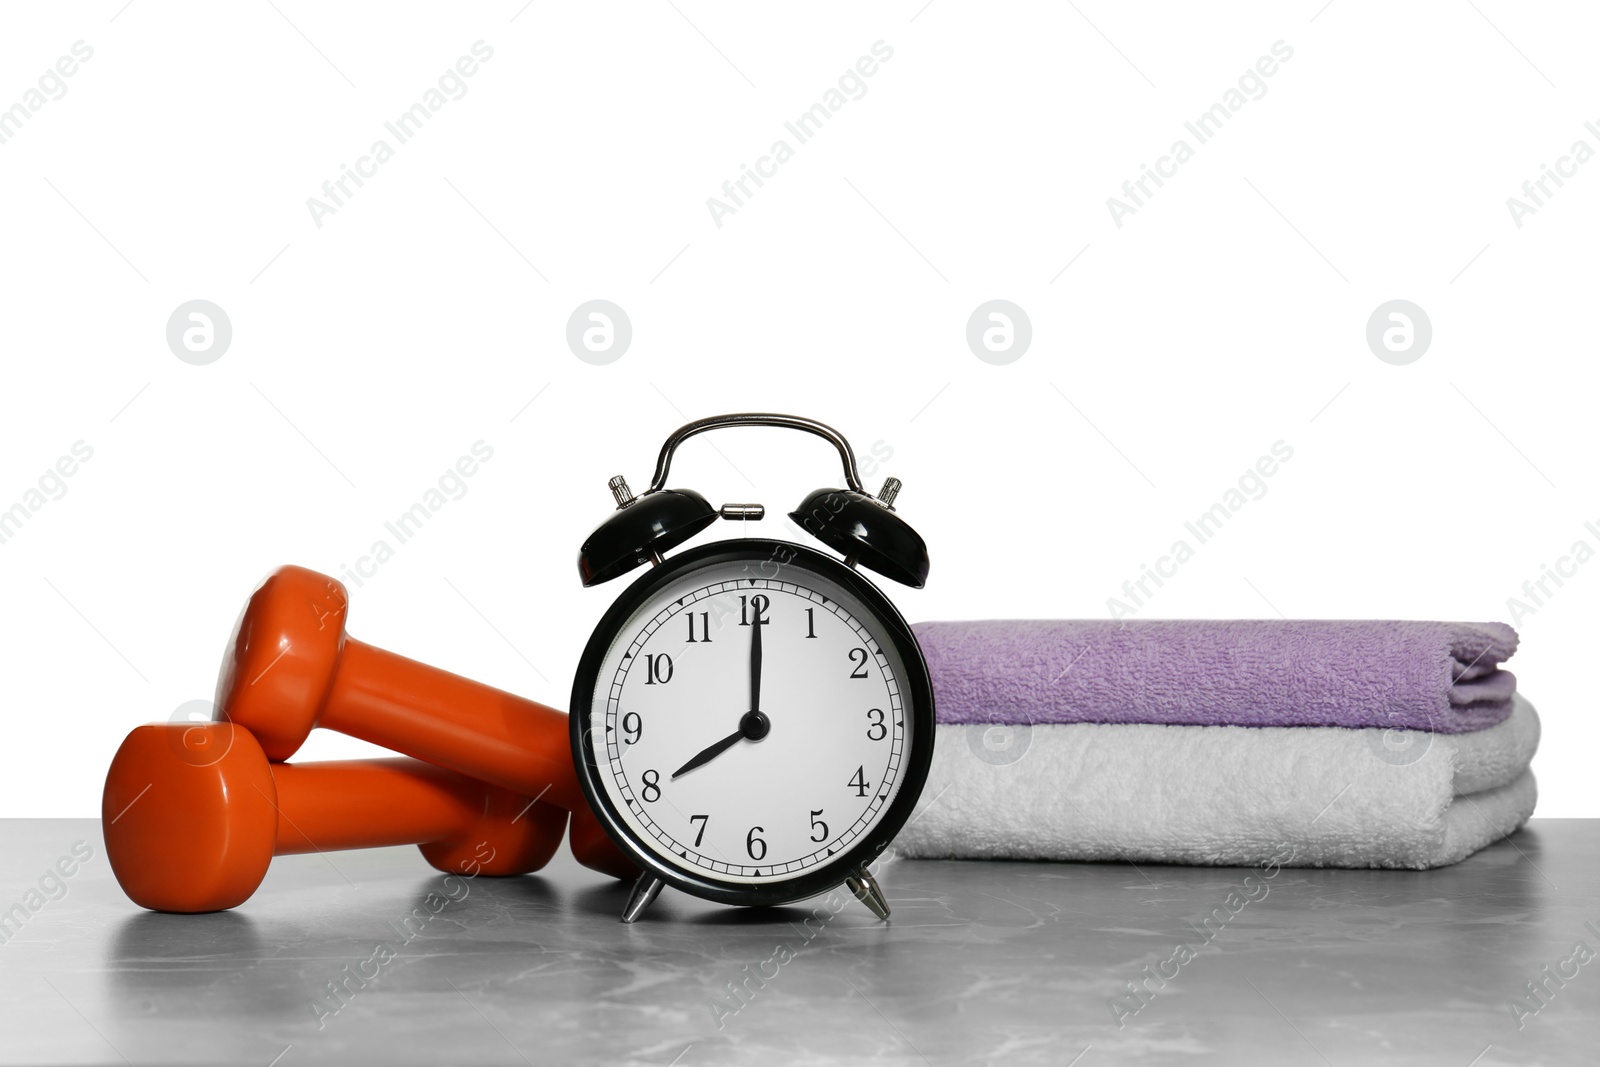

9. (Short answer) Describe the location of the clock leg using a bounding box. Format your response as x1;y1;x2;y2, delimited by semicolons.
845;866;890;921
620;873;664;923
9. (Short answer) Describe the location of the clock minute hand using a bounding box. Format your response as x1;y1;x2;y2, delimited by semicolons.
750;607;763;713
671;727;745;779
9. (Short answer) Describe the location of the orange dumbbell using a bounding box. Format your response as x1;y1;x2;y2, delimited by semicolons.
214;565;636;880
103;722;568;913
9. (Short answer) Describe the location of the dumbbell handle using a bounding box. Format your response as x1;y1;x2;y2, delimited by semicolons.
273;758;531;854
325;639;583;812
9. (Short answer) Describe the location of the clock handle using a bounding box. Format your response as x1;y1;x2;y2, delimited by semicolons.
646;413;866;495
620;873;665;923
846;865;891;921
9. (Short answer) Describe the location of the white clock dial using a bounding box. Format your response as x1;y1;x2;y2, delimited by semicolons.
585;555;912;885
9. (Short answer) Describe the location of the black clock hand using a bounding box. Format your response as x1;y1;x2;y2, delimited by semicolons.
750;606;763;714
671;709;772;779
671;727;745;779
673;610;772;781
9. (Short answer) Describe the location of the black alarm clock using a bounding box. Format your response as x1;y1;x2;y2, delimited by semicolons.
570;413;935;923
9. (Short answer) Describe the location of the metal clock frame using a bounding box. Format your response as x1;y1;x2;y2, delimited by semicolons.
570;538;936;915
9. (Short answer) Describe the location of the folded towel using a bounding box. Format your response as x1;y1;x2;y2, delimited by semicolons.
915;619;1518;733
893;694;1539;869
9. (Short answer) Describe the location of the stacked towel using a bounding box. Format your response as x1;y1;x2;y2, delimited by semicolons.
895;620;1536;870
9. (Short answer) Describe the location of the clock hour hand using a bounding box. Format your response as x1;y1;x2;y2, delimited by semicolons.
671;728;743;780
671;710;771;779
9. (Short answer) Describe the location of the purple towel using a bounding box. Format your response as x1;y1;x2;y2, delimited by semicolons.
914;620;1518;733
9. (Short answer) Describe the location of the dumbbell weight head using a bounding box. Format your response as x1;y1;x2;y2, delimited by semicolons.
568;805;641;881
104;722;278;913
104;723;567;913
215;565;348;762
416;784;552;878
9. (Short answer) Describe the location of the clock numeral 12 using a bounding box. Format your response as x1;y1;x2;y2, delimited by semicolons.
685;612;712;643
644;653;673;685
739;595;770;626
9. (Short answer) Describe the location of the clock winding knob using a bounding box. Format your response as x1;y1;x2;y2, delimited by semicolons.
608;475;636;509
876;477;902;510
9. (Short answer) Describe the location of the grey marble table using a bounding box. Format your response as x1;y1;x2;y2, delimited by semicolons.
1;819;1596;1066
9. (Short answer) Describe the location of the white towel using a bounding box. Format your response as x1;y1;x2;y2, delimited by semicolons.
894;694;1540;869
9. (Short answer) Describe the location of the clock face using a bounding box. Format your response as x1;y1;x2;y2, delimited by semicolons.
576;543;925;893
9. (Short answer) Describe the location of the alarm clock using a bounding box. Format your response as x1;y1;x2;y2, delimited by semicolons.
570;413;935;923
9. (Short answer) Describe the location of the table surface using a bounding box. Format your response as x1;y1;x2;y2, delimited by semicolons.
1;819;1596;1066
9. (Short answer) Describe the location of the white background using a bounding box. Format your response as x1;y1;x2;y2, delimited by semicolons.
1;2;1594;817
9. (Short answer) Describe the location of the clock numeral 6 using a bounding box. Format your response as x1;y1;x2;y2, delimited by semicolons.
746;826;767;861
810;808;829;843
849;765;871;797
622;711;643;745
848;647;870;679
644;653;673;685
866;707;886;741
640;769;661;802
